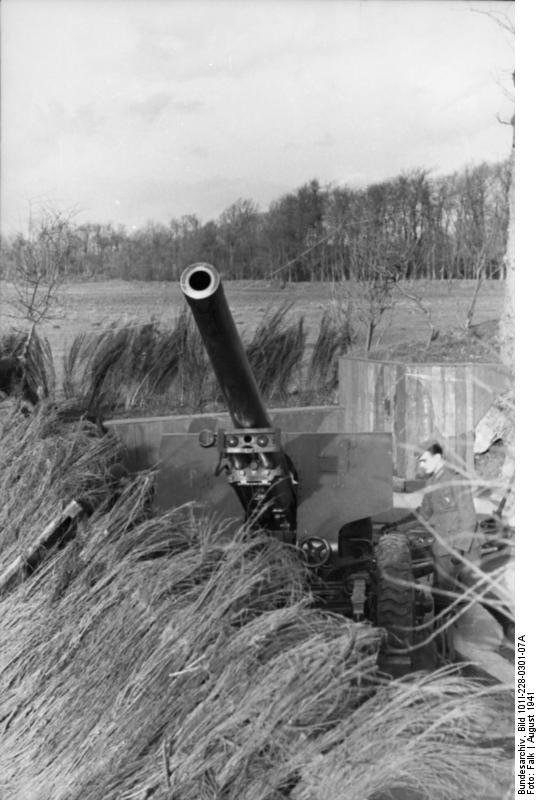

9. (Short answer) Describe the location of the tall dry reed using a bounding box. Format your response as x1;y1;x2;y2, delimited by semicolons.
246;304;306;400
307;307;355;397
62;313;215;415
0;405;122;561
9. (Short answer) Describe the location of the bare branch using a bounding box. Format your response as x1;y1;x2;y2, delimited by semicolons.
393;282;439;346
464;215;504;329
10;208;74;324
471;8;514;37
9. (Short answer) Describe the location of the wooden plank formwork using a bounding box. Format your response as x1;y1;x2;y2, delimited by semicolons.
339;356;511;478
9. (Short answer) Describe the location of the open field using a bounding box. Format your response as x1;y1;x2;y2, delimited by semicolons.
1;278;505;379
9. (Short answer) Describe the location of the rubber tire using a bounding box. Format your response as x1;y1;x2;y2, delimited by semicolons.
374;532;415;676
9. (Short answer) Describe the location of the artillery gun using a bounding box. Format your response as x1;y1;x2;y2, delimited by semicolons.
158;262;436;675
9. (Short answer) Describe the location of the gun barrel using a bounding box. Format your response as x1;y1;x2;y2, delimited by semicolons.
180;263;271;429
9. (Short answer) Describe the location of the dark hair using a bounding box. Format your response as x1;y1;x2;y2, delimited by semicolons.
425;442;443;457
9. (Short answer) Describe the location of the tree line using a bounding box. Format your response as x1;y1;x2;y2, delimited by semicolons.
1;159;510;283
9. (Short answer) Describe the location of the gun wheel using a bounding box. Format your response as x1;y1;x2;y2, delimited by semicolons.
373;532;415;677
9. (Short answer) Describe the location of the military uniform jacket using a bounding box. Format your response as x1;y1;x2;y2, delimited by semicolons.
417;465;478;556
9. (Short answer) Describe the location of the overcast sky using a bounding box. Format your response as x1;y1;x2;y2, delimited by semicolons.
1;0;514;235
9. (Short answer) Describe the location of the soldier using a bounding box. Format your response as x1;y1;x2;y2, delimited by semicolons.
415;442;480;603
416;442;515;657
391;442;481;616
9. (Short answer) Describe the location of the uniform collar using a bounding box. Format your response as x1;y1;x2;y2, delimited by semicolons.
430;463;447;482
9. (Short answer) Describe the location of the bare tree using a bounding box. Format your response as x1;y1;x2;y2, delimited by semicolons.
343;233;417;353
464;211;507;330
11;208;75;324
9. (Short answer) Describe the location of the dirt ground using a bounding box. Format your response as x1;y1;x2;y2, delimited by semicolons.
0;278;505;376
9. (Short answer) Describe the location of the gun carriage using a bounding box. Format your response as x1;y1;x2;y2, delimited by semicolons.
170;262;436;674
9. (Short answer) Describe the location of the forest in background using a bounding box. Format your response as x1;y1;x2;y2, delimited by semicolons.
1;159;510;284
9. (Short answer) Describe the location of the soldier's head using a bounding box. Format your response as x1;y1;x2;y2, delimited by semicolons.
417;442;444;477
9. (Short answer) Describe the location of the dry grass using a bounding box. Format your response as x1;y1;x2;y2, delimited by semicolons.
62;304;309;414
369;326;503;364
0;408;514;800
306;307;355;397
246;304;306;400
62;313;216;415
0;404;122;561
